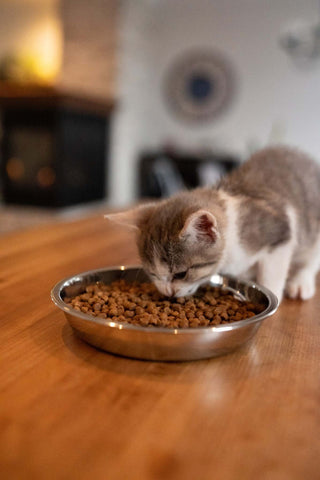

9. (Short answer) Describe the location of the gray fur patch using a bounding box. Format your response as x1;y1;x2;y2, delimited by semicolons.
219;145;320;252
238;197;291;252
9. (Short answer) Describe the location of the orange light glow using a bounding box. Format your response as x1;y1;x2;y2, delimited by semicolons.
37;166;56;188
6;158;25;181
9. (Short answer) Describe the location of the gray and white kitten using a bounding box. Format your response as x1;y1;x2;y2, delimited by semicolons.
106;146;320;302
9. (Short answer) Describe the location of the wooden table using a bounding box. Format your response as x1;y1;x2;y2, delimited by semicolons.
1;214;319;480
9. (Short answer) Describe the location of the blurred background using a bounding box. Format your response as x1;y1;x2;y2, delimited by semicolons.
1;0;320;234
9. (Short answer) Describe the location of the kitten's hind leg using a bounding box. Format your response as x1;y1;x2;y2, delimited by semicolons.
257;243;294;303
285;234;320;300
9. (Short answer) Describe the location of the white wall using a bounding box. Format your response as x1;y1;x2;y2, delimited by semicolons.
110;0;320;206
59;0;118;99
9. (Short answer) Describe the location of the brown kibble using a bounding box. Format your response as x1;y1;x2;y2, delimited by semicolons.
178;317;189;328
177;297;186;304
204;309;213;320
199;317;209;326
190;318;200;328
65;279;264;329
80;293;91;301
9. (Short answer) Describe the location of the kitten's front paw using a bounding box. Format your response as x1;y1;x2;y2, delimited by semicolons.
285;274;315;300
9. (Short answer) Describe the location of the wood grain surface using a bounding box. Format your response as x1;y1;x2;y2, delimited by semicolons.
0;214;319;480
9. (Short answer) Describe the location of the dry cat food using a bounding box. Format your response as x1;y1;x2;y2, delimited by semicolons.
64;279;265;328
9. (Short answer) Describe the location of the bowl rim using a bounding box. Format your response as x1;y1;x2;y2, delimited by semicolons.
51;265;279;334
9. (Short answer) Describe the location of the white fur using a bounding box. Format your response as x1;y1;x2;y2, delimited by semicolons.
218;195;303;302
220;199;320;302
218;193;264;277
286;232;320;300
153;258;173;296
257;206;297;302
153;257;169;280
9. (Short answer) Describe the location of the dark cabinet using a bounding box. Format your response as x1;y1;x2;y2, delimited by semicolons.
0;84;113;207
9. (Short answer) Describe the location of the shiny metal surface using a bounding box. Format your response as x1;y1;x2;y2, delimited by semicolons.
51;266;278;361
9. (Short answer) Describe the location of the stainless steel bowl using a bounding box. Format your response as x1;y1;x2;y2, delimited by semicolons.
51;266;278;361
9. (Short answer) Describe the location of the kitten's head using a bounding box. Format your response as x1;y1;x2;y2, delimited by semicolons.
105;195;225;297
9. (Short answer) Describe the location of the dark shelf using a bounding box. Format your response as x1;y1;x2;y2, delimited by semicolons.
0;83;114;207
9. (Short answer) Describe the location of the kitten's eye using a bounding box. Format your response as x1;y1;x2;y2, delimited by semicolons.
173;270;188;281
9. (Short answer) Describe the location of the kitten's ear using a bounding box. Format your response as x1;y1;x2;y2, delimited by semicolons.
104;203;155;231
179;210;220;243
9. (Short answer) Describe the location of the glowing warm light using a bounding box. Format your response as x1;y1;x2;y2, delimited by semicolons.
37;166;56;188
6;158;24;181
27;17;62;83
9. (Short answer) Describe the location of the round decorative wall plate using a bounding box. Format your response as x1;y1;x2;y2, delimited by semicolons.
164;50;235;123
